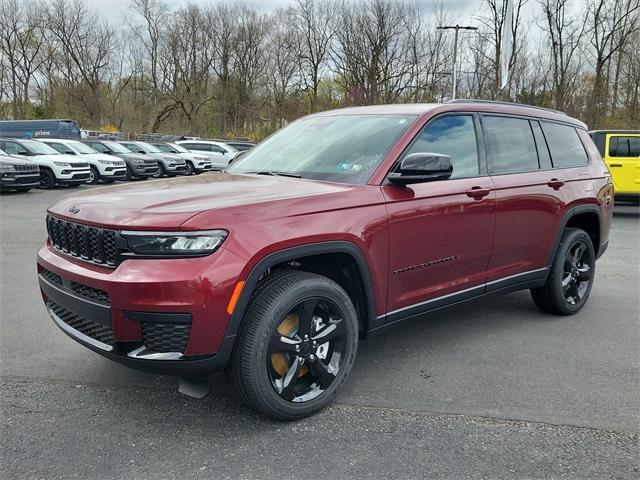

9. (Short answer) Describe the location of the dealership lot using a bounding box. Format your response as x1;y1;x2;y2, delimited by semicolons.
1;185;638;478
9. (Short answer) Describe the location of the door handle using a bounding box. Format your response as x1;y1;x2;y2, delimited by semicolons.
547;178;565;190
466;186;491;199
608;163;623;167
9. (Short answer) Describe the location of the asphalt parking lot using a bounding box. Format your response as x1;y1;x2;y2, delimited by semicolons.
1;184;638;479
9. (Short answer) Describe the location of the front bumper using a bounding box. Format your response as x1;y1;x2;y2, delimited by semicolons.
58;171;91;185
0;172;40;189
164;163;189;175
37;242;246;376
132;165;160;178
100;167;127;180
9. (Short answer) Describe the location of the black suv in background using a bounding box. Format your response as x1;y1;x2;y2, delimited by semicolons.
82;140;159;180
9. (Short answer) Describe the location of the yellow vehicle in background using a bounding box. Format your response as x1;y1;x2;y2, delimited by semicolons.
589;130;640;201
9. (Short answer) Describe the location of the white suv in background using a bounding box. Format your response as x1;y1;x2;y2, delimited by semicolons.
150;142;214;175
175;140;238;169
38;138;127;184
0;138;90;188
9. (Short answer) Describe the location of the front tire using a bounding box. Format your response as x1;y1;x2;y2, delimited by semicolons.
531;227;596;315
39;169;56;189
228;270;359;420
184;161;194;176
88;166;100;184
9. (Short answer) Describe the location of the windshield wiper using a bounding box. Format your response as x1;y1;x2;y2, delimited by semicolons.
245;170;302;178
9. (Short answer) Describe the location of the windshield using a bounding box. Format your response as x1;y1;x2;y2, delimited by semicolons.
102;141;131;153
138;142;161;153
21;140;59;155
71;142;98;154
169;143;189;153
227;114;416;184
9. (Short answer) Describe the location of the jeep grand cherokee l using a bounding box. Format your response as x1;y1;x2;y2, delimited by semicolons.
37;101;613;420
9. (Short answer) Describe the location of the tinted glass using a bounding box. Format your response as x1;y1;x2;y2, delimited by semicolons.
2;142;27;155
154;144;172;152
47;142;70;154
541;122;588;167
402;115;478;179
138;142;161;153
103;141;131;153
87;142;108;153
228;114;416;184
182;143;210;151
169;143;189;153
20;140;59;155
211;145;226;153
71;142;97;154
530;121;553;169
609;136;640;157
121;143;144;153
483;116;539;174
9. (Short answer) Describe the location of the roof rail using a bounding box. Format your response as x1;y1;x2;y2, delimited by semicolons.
446;99;567;116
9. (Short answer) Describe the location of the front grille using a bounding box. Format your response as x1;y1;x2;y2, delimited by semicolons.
48;300;114;346
71;281;110;304
13;164;39;172
71;162;89;168
143;159;156;165
42;268;62;286
47;215;119;267
142;322;191;353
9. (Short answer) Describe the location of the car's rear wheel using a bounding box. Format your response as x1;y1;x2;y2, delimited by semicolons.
531;227;595;315
228;270;359;420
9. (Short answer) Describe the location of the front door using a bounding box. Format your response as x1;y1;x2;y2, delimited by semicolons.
382;114;496;322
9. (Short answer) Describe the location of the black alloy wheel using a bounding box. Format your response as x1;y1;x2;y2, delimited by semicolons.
562;240;592;305
268;297;347;402
531;227;595;315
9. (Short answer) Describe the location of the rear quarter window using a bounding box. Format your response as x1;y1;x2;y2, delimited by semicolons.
541;122;589;168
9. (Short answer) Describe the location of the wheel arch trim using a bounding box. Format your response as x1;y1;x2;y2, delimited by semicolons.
223;241;378;340
547;204;603;266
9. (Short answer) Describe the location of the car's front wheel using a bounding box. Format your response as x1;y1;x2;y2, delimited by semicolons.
88;166;100;184
531;227;596;315
228;270;359;420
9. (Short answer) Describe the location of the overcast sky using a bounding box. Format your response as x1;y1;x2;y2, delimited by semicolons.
87;0;479;24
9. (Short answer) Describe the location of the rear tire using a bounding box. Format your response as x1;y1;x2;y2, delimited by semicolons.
227;270;359;420
531;228;595;315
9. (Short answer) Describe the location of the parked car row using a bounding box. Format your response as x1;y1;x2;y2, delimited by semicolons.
0;136;243;192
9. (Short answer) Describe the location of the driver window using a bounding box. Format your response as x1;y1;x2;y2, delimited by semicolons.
403;115;479;179
4;142;27;155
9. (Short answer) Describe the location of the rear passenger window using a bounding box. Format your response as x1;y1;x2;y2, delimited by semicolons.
482;116;539;174
541;122;588;167
404;115;479;179
609;136;640;157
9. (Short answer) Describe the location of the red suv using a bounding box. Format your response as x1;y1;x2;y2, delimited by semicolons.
37;101;613;419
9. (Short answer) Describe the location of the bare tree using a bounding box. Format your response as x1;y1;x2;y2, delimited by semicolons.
539;0;588;110
44;0;114;123
0;0;49;118
587;0;640;126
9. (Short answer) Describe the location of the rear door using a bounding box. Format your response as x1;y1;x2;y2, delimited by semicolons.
383;114;495;320
482;115;573;286
605;134;640;195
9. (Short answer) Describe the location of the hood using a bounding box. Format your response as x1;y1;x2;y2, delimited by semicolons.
0;154;34;166
47;172;364;230
30;153;85;164
116;152;149;163
80;152;124;164
149;152;186;163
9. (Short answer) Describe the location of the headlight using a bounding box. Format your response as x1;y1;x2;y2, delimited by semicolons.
53;161;71;166
0;163;15;171
121;230;228;256
98;160;113;165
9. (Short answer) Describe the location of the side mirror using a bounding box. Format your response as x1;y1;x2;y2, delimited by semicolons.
387;153;453;185
65;150;75;155
18;151;28;156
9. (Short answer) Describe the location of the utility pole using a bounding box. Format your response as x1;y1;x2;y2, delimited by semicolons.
437;24;478;100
